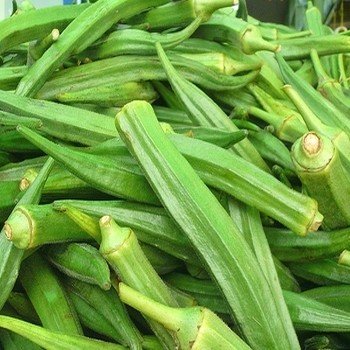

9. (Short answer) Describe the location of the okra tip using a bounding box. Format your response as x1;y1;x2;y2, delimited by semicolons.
3;208;31;249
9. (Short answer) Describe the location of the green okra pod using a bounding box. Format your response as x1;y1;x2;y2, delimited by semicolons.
265;226;350;262
115;100;301;349
67;290;121;342
16;0;172;97
0;129;40;154
99;216;178;349
56;81;158;107
156;42;269;172
126;0;236;29
168;286;197;308
0;315;126;350
0;157;54;309
292;132;350;229
83;18;202;59
0;4;88;55
0;181;22;222
0;65;28;90
54;199;199;266
119;282;251;350
4;204;90;250
38;54;259;100
304;334;348;350
0;151;11;168
288;259;350;285
154;106;192;126
44;243;111;290
277;53;350;137
0;328;41;350
152;81;183;110
20;252;83;335
303;285;350;313
194;11;279;54
28;29;60;64
64;277;143;350
7;292;40;324
0;111;42;129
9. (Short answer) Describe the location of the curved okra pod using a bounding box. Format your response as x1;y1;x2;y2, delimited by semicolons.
16;0;172;97
99;216;178;350
4;204;90;250
115;100;302;350
64;277;143;350
194;12;280;55
126;0;236;29
54;199;199;267
156;42;269;172
56;81;158;107
119;283;251;350
0;90;115;145
283;84;350;171
44;243;111;290
0;157;54;309
288;259;350;285
38;55;259;101
276;53;350;137
292;132;350;229
84;18;202;59
303;285;350;313
265;226;350;262
20;252;83;335
0;315;126;350
0;4;87;55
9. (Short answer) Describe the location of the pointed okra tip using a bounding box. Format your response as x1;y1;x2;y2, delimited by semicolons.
3;208;32;249
99;215;131;257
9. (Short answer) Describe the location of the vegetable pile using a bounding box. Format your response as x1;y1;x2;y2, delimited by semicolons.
1;0;350;349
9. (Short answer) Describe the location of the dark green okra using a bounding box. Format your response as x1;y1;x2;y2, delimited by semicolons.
4;204;90;250
38;54;259;100
19;125;322;235
99;216;178;349
119;283;251;350
152;81;183;110
265;226;350;262
304;334;349;350
56;81;158;107
44;243;111;290
16;0;171;97
154;106;192;125
288;259;350;285
292;132;350;229
0;4;88;54
303;285;350;313
156;42;269;172
115;100;300;350
0;181;22;222
0;157;54;309
20;252;83;335
0;129;40;153
126;0;235;29
0;315;126;350
64;277;143;350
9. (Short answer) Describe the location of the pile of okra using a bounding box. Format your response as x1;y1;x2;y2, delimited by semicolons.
2;0;350;349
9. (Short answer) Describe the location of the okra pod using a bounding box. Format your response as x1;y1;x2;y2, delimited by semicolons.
0;65;28;90
0;157;54;309
56;81;158;107
0;315;126;350
44;243;111;290
0;4;87;54
99;216;178;349
64;277;143;350
4;204;90;249
154;106;192;126
20;252;83;335
119;283;251;350
16;0;172;97
292;132;350;229
7;292;40;324
265;226;350;262
28;29;60;63
152;81;183;110
115;100;301;349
